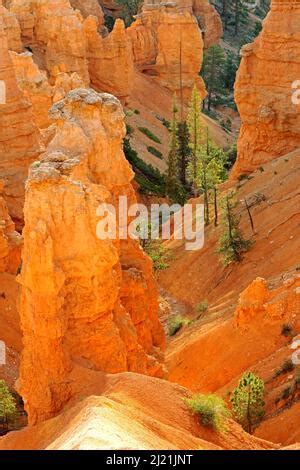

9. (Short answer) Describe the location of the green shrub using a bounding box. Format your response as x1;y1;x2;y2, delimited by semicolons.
196;300;209;314
138;127;161;144
126;123;134;137
167;316;186;336
147;146;163;159
0;380;17;430
123;138;166;196
144;239;170;271
185;394;230;432
162;118;170;129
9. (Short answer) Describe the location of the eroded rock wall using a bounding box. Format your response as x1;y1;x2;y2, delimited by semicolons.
232;0;300;177
0;15;41;227
18;89;165;424
127;5;206;100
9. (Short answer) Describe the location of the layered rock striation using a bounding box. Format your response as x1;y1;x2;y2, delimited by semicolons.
0;180;22;274
232;0;300;177
18;88;165;424
127;3;207;100
0;14;41;227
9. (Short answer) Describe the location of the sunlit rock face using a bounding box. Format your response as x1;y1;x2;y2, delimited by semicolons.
127;4;206;100
0;14;41;227
18;89;166;425
232;0;300;178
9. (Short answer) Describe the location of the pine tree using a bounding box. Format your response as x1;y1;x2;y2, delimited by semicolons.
196;131;227;226
205;142;226;226
231;372;265;434
166;99;179;201
233;0;249;36
201;45;226;111
0;380;17;431
187;85;203;197
223;51;240;92
177;121;191;187
218;191;252;265
115;0;143;26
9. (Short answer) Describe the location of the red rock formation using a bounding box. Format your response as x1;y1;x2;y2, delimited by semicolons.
18;88;165;424
193;0;223;48
0;15;41;227
70;0;104;26
234;276;300;329
232;0;300;178
11;49;86;128
0;180;22;274
10;51;53;128
10;0;90;84
0;1;23;52
128;4;206;100
84;17;134;102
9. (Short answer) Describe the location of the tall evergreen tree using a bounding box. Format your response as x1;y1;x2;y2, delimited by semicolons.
218;191;252;265
201;45;226;111
115;0;143;26
187;85;203;196
233;0;249;35
166;99;179;201
231;372;265;434
177;121;191;187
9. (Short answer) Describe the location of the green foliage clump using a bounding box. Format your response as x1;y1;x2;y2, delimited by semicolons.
196;300;209;313
186;394;231;432
230;372;265;434
123;138;166;196
147;146;163;159
224;143;237;170
218;191;252;265
167;316;187;336
115;0;143;26
0;380;17;430
138;127;161;144
143;239;170;271
201;45;226;111
126;123;134;137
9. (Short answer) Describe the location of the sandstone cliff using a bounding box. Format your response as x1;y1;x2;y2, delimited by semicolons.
0;180;22;274
232;0;300;177
70;0;104;26
193;0;223;48
128;4;206;100
0;1;22;52
0;14;41;227
18;88;165;425
84;17;134;103
10;0;90;84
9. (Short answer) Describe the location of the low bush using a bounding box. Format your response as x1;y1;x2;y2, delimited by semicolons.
123;138;166;196
185;394;230;432
167;316;186;336
138;127;161;144
147;146;163;159
196;300;209;314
